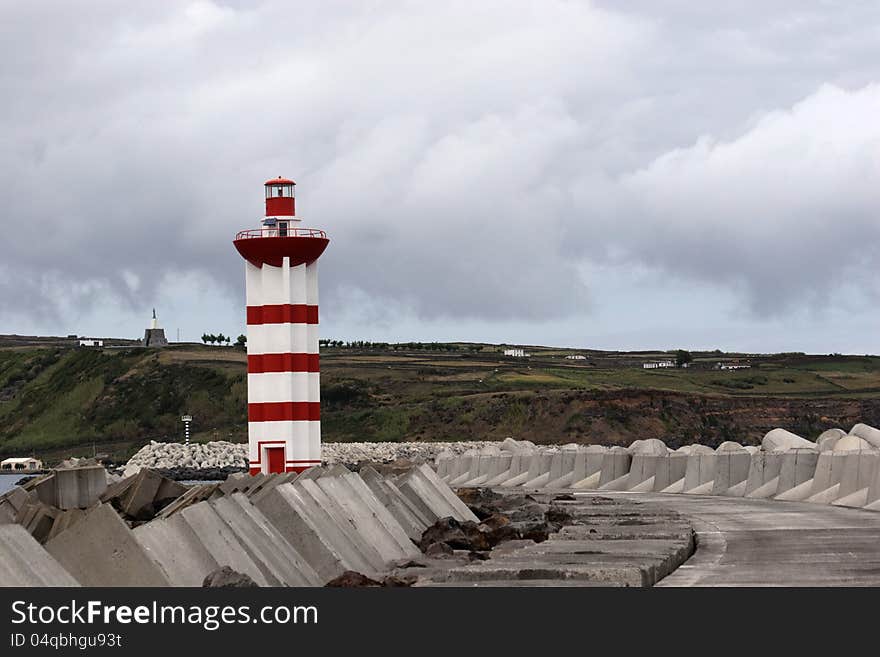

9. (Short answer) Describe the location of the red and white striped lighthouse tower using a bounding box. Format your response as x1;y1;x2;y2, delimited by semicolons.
233;177;329;474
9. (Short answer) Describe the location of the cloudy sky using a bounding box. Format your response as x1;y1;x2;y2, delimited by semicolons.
1;1;879;353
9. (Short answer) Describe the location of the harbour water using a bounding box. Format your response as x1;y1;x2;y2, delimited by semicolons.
0;474;30;495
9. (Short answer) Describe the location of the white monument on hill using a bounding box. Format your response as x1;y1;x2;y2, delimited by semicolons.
143;308;168;347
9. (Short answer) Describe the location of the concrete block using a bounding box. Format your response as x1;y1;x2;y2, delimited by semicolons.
773;449;819;499
210;495;309;586
831;451;880;507
522;449;558;488
314;474;415;563
253;484;350;582
682;453;717;493
340;473;420;555
448;450;480;486
544;447;579;489
711;450;751;495
1;486;34;514
804;451;849;502
850;423;880;449
762;428;817;451
817;428;847;452
46;508;86;542
490;452;534;487
156;483;219;519
293;478;387;572
653;453;688;492
52;466;108;510
462;453;511;487
133;516;220;587
624;454;664;490
0;524;79;587
358;466;430;541
45;504;169;586
598;448;632;488
745;450;784;497
834;435;873;451
400;464;479;522
570;446;606;488
176;502;269;586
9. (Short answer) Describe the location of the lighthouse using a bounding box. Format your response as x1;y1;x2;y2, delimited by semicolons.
233;177;329;474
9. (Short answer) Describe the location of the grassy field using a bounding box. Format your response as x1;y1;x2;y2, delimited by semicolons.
1;340;879;463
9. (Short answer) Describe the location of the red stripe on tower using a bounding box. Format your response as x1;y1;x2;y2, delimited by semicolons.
247;353;320;373
248;401;321;422
247;304;319;325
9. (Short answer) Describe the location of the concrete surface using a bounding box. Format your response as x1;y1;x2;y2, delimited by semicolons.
578;491;880;586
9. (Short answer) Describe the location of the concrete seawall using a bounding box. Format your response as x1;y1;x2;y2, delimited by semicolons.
436;424;880;514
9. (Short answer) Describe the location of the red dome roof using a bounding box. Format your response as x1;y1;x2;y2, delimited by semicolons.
264;176;296;186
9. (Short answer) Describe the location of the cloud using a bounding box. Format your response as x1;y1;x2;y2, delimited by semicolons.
569;83;880;316
1;1;880;349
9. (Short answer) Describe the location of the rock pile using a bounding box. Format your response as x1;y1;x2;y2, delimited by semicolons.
124;440;500;476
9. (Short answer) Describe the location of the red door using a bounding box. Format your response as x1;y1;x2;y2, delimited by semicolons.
266;447;285;474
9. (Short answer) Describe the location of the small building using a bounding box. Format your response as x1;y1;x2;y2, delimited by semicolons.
565;355;586;360
717;362;751;370
643;360;675;369
1;457;43;471
78;338;104;347
503;348;529;358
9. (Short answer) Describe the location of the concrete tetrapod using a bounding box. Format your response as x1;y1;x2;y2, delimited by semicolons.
817;428;847;452
544;445;581;489
850;423;880;449
254;483;358;582
620;440;669;492
175;502;270;586
485;451;533;487
652;452;689;493
0;524;79;587
210;494;319;586
292;478;387;573
359;466;430;541
830;451;880;508
397;464;479;523
570;446;608;490
744;450;785;498
772;449;820;500
45;503;169;587
133;515;222;587
710;443;751;496
522;448;560;488
762;428;816;452
597;447;633;491
681;448;717;494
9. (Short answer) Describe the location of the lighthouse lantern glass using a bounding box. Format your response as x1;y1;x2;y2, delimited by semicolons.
265;184;294;199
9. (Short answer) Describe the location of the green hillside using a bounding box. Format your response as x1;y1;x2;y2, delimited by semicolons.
1;342;879;464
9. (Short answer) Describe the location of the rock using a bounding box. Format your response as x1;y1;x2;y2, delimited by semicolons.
382;575;417;587
417;517;491;552
202;566;259;588
325;571;383;587
424;542;454;557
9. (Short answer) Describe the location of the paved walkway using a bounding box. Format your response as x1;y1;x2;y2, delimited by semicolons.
574;491;880;586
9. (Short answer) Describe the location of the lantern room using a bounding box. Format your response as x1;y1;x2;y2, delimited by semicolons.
264;176;296;219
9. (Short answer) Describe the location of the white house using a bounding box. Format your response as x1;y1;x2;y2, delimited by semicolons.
643;360;675;369
565;355;587;360
503;348;529;358
718;362;751;370
1;457;43;471
78;339;104;347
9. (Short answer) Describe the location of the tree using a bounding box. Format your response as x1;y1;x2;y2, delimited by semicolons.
201;333;209;345
235;334;247;347
676;349;693;368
